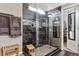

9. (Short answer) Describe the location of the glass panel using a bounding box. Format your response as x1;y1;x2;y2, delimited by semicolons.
23;3;36;55
36;6;61;56
38;15;48;46
48;7;61;48
53;17;60;38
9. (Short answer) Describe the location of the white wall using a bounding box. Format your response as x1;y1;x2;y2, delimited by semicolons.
77;6;79;53
0;3;22;17
0;3;22;53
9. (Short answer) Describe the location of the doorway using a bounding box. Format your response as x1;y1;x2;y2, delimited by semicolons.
63;7;76;52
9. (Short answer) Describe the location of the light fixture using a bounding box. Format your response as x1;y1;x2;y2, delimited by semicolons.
29;6;37;12
29;6;45;15
48;14;52;17
37;9;45;15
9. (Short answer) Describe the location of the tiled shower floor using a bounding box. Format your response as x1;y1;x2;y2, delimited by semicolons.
29;45;57;56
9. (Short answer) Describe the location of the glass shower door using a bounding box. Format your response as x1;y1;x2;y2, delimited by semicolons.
52;16;61;48
48;7;61;48
38;18;48;46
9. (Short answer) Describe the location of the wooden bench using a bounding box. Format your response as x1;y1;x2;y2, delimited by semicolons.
26;44;35;53
2;44;19;56
0;47;2;56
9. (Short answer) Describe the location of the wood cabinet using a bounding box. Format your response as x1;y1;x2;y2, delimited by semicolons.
0;13;21;37
9;16;21;37
0;13;10;35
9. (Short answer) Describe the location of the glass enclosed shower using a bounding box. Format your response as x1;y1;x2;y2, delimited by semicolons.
23;3;61;56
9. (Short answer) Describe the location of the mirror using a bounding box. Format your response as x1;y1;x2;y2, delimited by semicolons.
68;12;75;40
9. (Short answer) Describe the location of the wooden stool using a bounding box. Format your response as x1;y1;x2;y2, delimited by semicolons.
26;44;35;53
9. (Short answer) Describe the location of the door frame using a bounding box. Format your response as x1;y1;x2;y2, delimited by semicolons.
61;4;79;53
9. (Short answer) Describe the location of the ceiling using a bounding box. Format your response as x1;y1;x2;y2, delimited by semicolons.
29;3;66;11
23;3;66;20
23;9;46;20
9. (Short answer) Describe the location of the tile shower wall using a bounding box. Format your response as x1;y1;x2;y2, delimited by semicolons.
0;3;22;53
